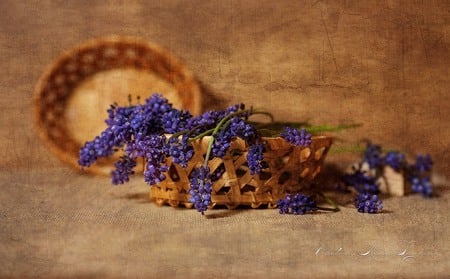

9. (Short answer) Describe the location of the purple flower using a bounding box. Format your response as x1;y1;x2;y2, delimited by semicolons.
186;108;228;134
280;127;312;147
79;104;136;167
277;193;317;215
111;156;137;185
79;94;172;169
342;169;380;194
354;193;383;214
189;166;213;214
211;133;232;158
406;154;433;198
162;109;192;134
414;154;433;173
247;143;264;175
211;116;258;158
384;151;406;172
411;176;432;198
138;135;169;185
107;105;135;140
129;94;173;135
166;135;194;168
229;117;257;143
363;143;383;169
78;129;116;167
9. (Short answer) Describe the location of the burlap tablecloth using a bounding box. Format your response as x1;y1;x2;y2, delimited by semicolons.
1;1;449;278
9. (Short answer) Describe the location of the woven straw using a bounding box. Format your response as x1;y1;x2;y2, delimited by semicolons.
34;36;202;175
150;136;332;209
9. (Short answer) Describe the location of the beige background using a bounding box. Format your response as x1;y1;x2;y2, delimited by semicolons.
0;1;449;278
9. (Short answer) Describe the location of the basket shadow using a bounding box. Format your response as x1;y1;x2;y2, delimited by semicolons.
205;209;244;219
119;192;152;204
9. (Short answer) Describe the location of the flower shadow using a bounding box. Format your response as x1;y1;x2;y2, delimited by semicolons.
429;183;449;198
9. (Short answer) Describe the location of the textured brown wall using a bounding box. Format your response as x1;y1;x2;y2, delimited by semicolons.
1;1;449;174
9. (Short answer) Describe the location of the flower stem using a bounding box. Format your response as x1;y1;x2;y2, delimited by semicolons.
202;109;249;167
317;192;340;212
316;206;340;212
189;128;215;141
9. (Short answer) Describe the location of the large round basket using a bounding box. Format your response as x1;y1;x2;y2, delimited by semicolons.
34;36;202;175
150;135;333;209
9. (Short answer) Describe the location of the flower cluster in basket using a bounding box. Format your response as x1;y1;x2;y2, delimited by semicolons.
78;93;434;215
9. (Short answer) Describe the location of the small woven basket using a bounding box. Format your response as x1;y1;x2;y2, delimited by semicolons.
150;135;333;209
34;36;201;175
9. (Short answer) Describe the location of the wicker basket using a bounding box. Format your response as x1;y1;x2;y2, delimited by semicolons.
150;135;333;209
34;36;202;175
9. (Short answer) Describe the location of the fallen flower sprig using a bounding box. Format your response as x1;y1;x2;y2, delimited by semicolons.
338;142;434;214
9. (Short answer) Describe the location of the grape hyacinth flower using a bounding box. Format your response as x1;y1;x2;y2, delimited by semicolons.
78;129;117;168
105;105;135;143
247;143;264;175
111;155;137;185
162;109;192;134
414;154;433;173
281;127;312;147
141;135;169;185
411;176;432;198
384;151;406;172
354;193;383;214
342;169;380;194
211;116;258;158
166;135;194;168
132;94;174;135
277;193;317;215
407;154;433;198
189;166;213;214
185;104;241;134
363;143;383;169
210;133;232;159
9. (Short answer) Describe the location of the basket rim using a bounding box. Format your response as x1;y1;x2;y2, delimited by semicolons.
33;35;202;176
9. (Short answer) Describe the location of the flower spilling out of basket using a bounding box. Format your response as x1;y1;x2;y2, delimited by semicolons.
78;93;434;215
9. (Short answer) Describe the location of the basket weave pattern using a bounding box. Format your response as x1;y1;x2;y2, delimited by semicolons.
150;136;332;209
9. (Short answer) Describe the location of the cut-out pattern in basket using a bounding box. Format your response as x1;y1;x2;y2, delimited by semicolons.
150;136;333;209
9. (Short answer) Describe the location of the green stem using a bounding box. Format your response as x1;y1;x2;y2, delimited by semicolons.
316;206;340;212
304;123;362;133
202;109;251;167
250;122;361;135
189;128;215;141
169;130;190;140
317;192;340;212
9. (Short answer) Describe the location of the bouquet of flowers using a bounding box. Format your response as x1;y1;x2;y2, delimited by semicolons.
78;93;434;215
